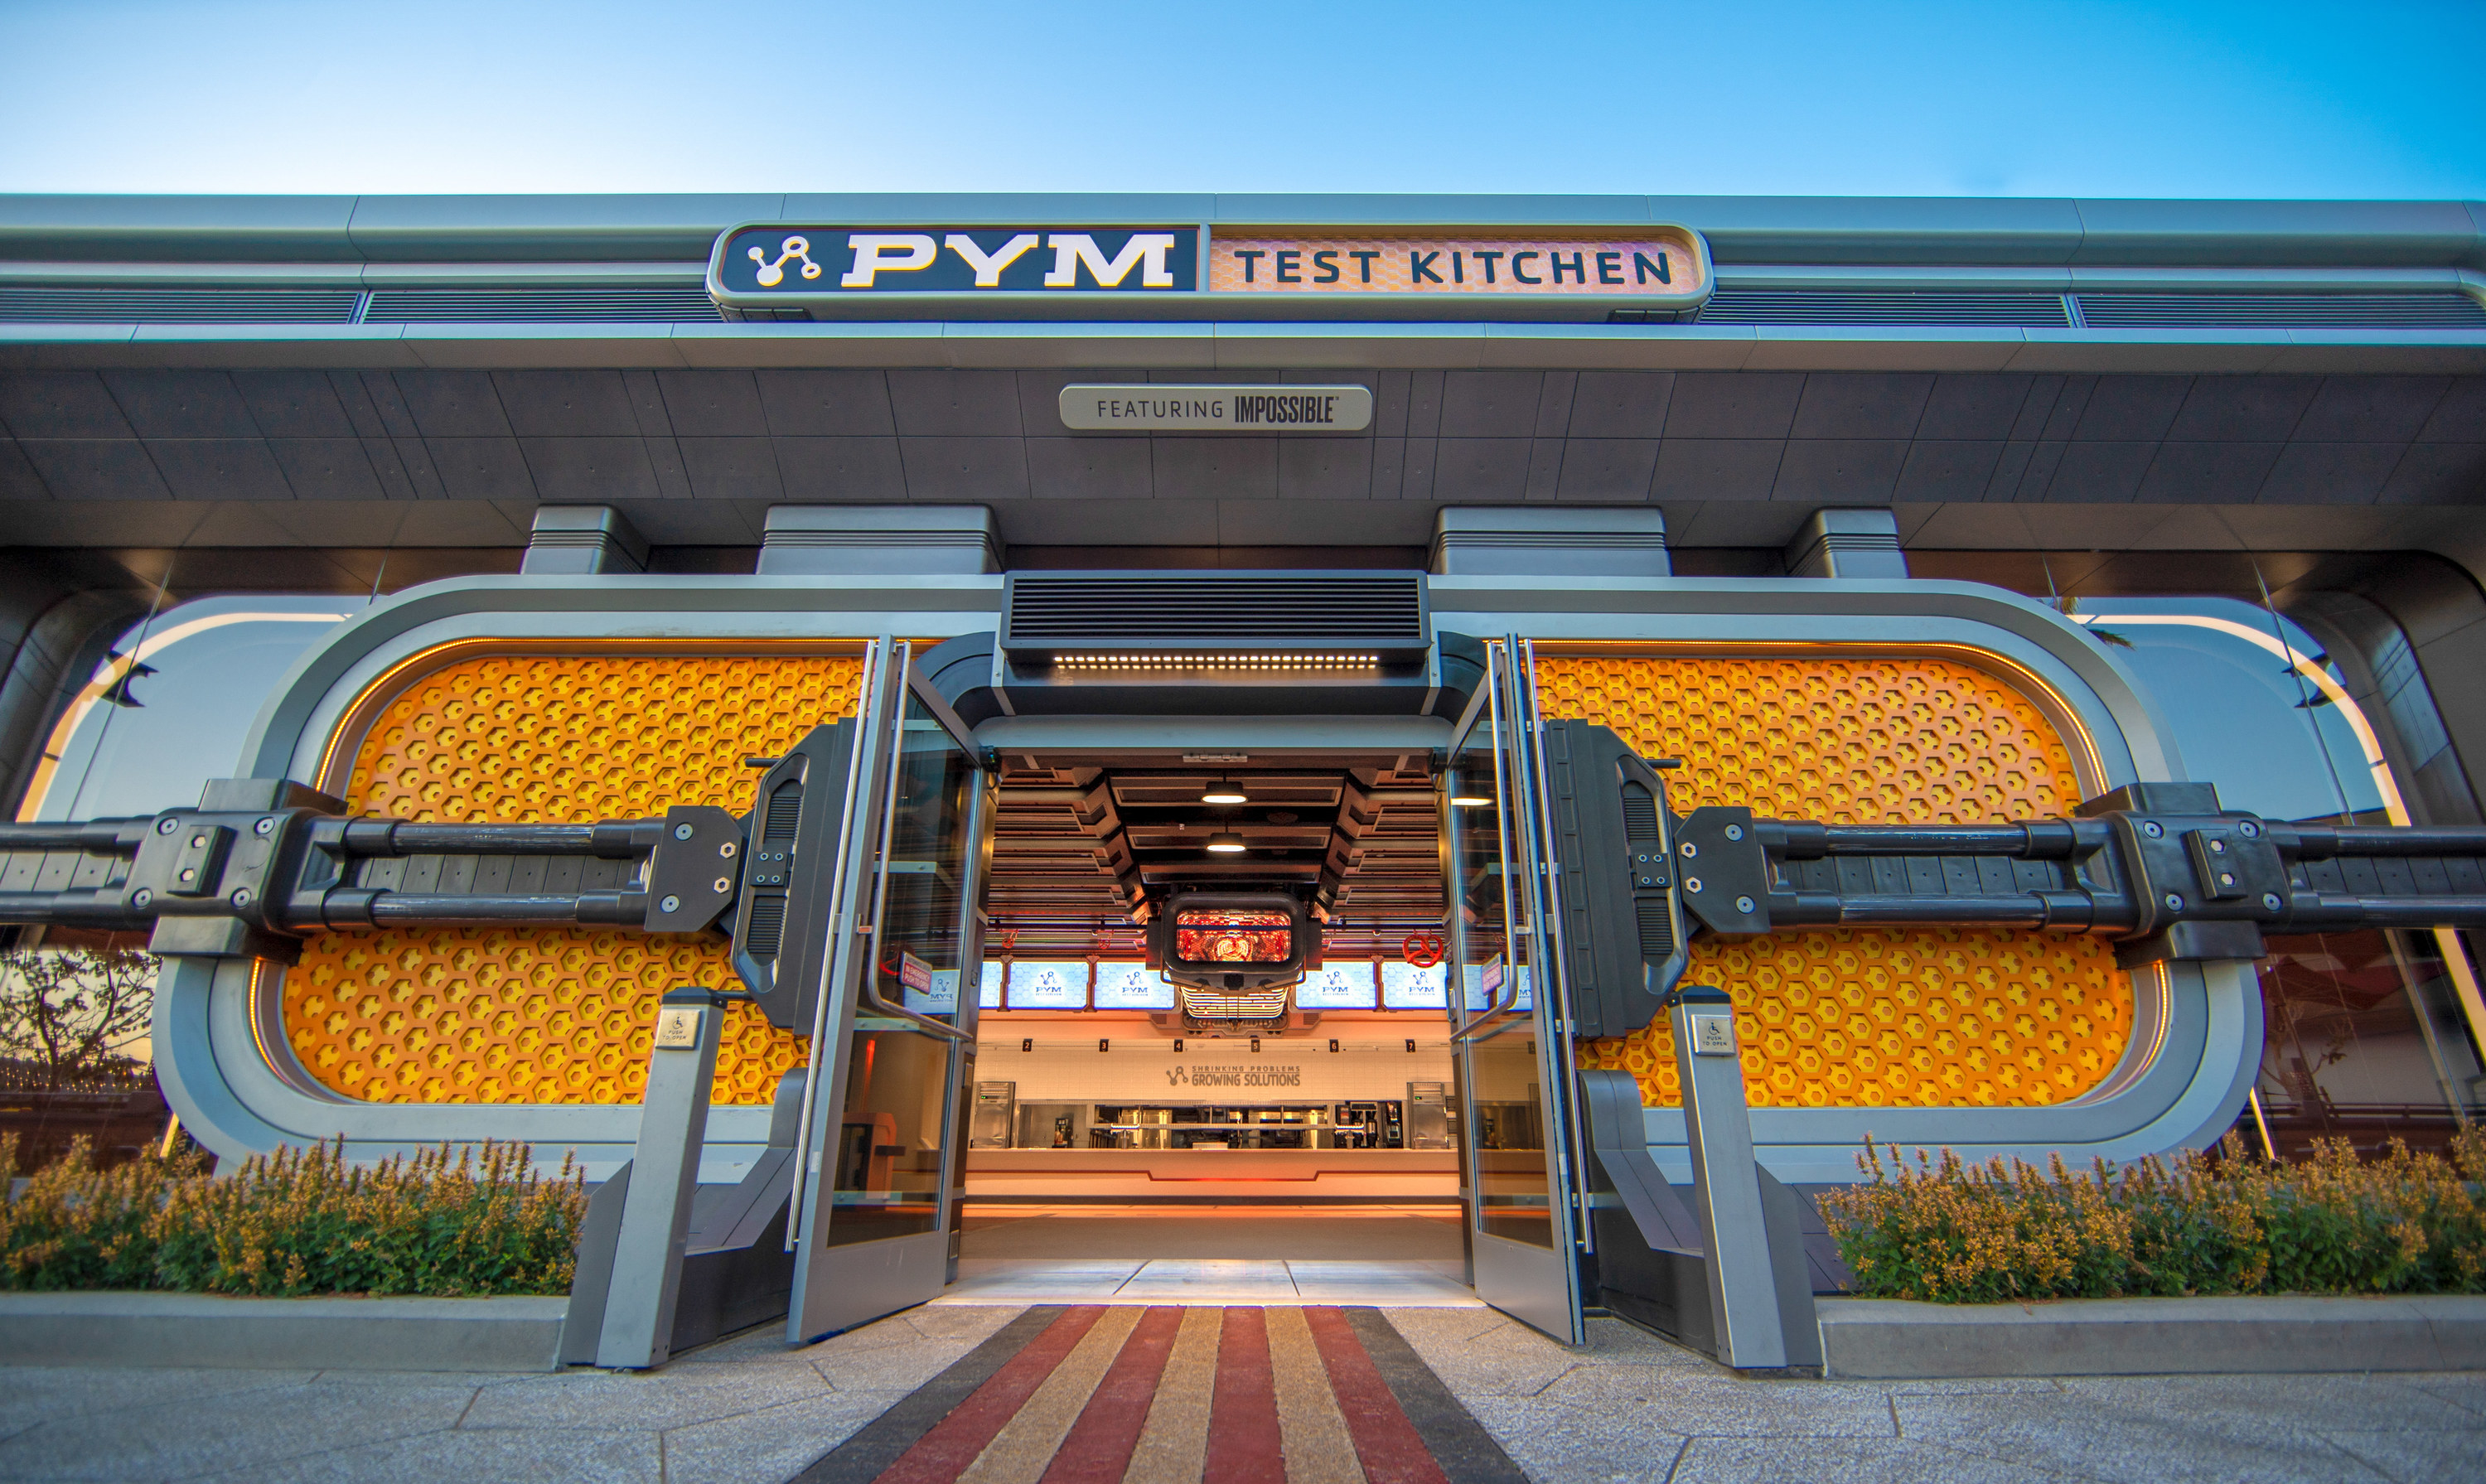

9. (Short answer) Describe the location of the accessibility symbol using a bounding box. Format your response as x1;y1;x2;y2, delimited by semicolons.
747;235;823;288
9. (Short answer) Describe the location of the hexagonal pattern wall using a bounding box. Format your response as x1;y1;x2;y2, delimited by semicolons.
283;654;863;1105
1545;655;2132;1109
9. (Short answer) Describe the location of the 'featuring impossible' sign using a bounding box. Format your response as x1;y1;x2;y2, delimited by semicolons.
1058;384;1374;433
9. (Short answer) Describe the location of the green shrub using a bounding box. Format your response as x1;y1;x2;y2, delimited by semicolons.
1;1133;586;1298
1820;1129;2486;1304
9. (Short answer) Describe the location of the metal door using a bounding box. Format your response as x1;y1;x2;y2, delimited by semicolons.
787;640;992;1342
1444;637;1590;1344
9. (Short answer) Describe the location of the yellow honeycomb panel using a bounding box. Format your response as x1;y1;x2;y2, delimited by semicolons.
283;654;863;1105
1546;655;2132;1109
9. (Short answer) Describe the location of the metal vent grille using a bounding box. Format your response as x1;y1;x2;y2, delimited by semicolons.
742;897;786;960
2071;292;2486;328
1004;574;1428;655
762;783;804;843
1697;289;2073;326
363;287;724;323
0;288;362;323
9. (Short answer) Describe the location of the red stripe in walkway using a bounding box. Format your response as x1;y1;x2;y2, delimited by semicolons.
1205;1308;1285;1484
1038;1305;1183;1484
876;1305;1106;1484
1305;1307;1449;1484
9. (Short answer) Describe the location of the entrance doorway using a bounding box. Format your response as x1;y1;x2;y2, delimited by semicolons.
955;744;1471;1305
786;638;1588;1341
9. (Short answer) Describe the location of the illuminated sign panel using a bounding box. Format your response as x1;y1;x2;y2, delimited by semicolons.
1207;229;1706;302
709;222;1709;319
1058;384;1375;432
710;225;1201;308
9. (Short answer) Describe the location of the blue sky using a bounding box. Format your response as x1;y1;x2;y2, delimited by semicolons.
2;0;2480;198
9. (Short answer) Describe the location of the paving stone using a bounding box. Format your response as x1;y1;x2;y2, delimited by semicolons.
2058;1372;2486;1433
660;1391;900;1484
1896;1390;2397;1484
186;1425;660;1484
0;1365;318;1433
460;1364;829;1431
2314;1427;2486;1484
2374;1370;2486;1419
1670;1435;2083;1483
0;1376;475;1482
1539;1368;1900;1438
1459;1395;1689;1483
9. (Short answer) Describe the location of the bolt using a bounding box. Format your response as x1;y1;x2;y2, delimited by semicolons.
230;888;252;908
1680;841;1698;858
156;817;179;834
178;868;196;882
2219;873;2236;887
659;894;682;913
2261;892;2284;911
674;823;694;840
1685;877;1705;894
2208;838;2227;854
1724;824;1745;843
2163;892;2184;911
2238;820;2262;839
1734;895;1756;914
254;817;275;837
190;833;208;848
2142;820;2164;839
132;888;153;908
718;841;738;858
712;877;731;893
1654;875;1669;887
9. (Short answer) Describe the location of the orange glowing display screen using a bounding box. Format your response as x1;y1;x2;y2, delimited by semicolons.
1173;910;1293;964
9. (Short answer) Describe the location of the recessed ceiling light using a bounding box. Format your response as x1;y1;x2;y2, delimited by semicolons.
1201;782;1249;805
1205;830;1247;853
1451;795;1493;807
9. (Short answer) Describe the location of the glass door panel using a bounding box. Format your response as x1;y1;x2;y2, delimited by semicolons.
790;644;989;1341
1446;637;1586;1343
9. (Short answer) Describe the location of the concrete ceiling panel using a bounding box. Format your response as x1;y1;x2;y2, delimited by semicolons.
0;371;138;440
898;434;1032;501
515;435;660;502
2163;375;2323;444
266;439;387;501
2134;442;2286;505
1564;371;1674;439
2378;443;2486;505
2294;376;2455;443
1651;438;1784;501
99;371;261;439
1551;438;1661;501
1661;371;1805;439
1892;440;2009;502
1148;436;1277;501
232;370;360;439
772;436;907;504
391;370;515;437
1787;372;1936;440
1026;436;1152;501
2070;375;2193;442
887;369;1025;437
1770;439;1909;502
421;437;534;500
675;437;785;501
2417;378;2486;442
490;370;643;437
2256;442;2408;505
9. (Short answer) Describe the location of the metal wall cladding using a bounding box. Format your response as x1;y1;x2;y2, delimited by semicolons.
283;654;863;1106
1547;655;2133;1111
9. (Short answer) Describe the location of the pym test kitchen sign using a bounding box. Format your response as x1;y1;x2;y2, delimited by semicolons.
707;223;1710;319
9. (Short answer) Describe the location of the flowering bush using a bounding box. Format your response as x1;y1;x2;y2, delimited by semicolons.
1820;1130;2486;1304
1;1134;585;1298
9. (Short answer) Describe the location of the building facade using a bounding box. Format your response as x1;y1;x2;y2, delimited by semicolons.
2;194;2482;1342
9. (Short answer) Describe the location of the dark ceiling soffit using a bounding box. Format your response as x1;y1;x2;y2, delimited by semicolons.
0;195;2479;269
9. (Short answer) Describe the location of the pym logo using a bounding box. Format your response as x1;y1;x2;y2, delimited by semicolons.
747;235;822;288
1163;1066;1188;1087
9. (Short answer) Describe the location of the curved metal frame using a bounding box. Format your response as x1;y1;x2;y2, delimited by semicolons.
146;567;2257;1191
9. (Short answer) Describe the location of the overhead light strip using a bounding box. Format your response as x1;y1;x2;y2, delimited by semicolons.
1052;652;1381;670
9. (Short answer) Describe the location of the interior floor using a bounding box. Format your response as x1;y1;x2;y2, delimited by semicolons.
959;1207;1463;1261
